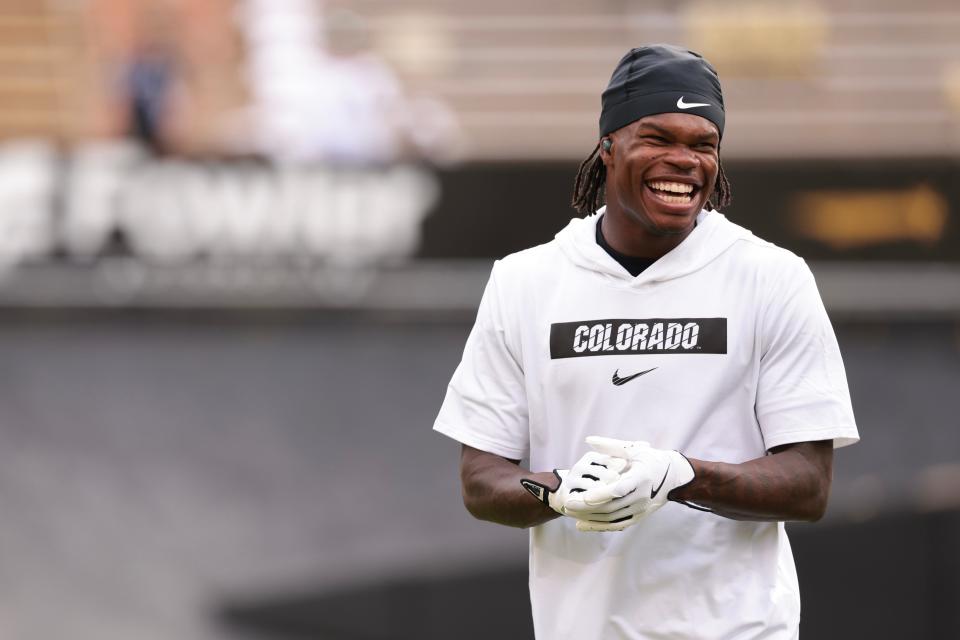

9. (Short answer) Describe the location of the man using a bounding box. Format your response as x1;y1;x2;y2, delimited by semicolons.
433;45;858;639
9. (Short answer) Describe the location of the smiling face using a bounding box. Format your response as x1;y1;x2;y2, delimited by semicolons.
601;112;720;240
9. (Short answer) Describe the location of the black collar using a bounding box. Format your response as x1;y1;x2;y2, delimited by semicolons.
595;215;655;277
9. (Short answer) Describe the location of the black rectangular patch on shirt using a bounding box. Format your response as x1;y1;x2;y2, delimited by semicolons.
550;318;727;359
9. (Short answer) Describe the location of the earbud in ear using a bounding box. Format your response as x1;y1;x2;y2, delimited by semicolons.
602;138;612;151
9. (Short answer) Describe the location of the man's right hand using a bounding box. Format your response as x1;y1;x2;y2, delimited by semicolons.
521;452;627;516
563;437;696;531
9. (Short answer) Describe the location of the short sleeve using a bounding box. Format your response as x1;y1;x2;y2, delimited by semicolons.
433;262;530;459
756;259;859;450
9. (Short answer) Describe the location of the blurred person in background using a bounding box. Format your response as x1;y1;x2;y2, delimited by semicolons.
434;45;859;639
125;38;177;154
116;6;188;155
309;8;406;164
239;1;458;165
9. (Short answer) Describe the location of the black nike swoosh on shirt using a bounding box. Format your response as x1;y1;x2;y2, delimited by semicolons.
611;367;657;386
650;463;670;499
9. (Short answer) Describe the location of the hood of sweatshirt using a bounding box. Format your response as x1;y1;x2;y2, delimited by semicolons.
555;208;754;287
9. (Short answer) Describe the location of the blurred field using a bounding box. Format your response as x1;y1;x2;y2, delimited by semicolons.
0;314;957;638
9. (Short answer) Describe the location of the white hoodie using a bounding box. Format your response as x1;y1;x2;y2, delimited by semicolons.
435;209;858;640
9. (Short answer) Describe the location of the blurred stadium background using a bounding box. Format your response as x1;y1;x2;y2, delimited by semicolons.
0;0;958;638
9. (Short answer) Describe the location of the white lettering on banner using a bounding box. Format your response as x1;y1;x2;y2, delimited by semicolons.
664;322;683;349
632;323;649;350
587;324;605;351
563;321;706;356
681;323;700;348
647;323;664;349
112;162;438;264
0;142;58;269
573;326;589;352
615;323;633;350
3;142;441;266
552;319;719;358
61;143;147;258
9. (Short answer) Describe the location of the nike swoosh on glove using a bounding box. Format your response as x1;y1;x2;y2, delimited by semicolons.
563;436;695;532
521;451;628;515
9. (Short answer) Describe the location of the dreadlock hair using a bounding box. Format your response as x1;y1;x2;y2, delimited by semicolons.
570;143;733;215
570;142;606;217
711;161;732;212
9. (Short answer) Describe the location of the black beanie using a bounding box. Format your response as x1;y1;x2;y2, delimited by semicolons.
599;44;725;138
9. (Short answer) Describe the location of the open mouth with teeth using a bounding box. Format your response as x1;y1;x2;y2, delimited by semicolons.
645;180;699;206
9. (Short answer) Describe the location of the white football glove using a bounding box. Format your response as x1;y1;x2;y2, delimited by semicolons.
563;436;695;532
521;451;628;515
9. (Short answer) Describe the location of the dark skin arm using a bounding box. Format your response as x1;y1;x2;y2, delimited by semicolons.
459;440;833;528
460;445;560;529
670;440;834;521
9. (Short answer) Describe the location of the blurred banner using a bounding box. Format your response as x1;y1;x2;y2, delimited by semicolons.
4;149;957;268
0;151;959;317
420;161;960;262
0;141;438;268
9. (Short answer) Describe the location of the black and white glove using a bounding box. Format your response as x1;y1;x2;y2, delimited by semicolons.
521;451;627;515
562;436;695;531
